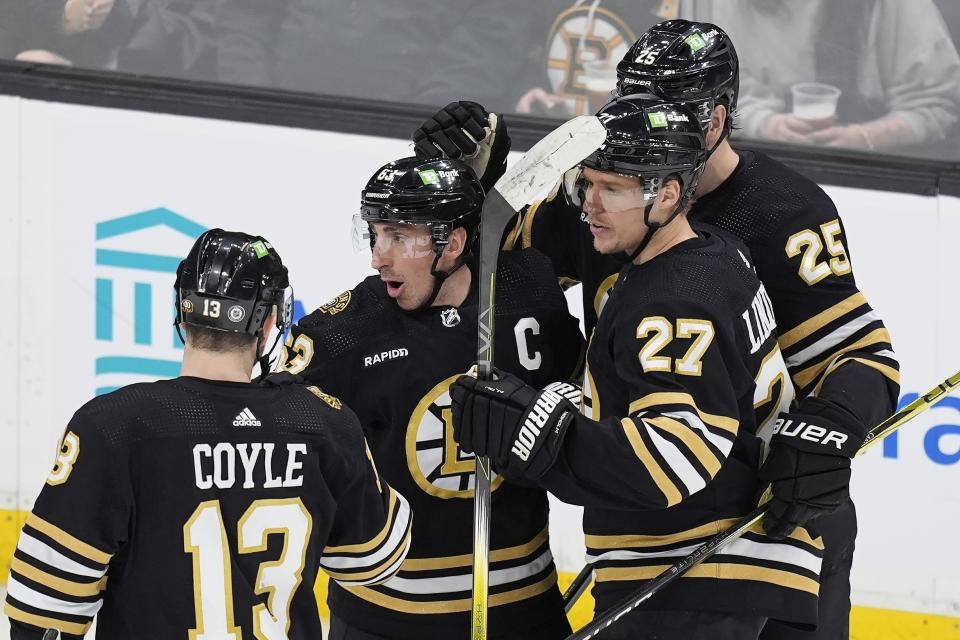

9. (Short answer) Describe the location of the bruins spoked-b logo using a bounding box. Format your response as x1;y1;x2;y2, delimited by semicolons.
405;375;504;499
545;6;637;116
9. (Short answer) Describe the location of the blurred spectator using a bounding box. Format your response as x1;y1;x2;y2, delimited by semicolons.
706;0;960;156
513;0;679;117
216;0;290;86
935;0;960;46
1;0;216;81
218;0;534;109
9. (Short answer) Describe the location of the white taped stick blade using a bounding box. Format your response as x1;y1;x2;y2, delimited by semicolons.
494;115;606;211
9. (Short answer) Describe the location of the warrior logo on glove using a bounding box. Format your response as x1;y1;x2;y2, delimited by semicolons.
513;382;581;461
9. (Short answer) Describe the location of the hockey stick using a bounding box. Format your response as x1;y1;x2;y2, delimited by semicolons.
471;115;607;640
562;565;593;613
565;368;960;640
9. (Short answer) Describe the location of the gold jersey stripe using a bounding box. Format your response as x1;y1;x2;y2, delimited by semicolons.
811;355;901;397
592;273;619;319
10;557;107;598
792;328;893;390
344;571;558;614
26;514;111;566
629;393;739;435
521;199;545;250
501;211;524;251
595;562;820;595
646;416;723;478
3;602;92;636
326;527;412;583
779;293;867;350
587;519;824;552
400;527;548;571
324;489;398;555
586;518;738;549
620;418;682;507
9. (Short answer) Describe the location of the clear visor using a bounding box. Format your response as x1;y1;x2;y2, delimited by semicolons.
575;172;656;214
277;285;294;331
351;213;436;259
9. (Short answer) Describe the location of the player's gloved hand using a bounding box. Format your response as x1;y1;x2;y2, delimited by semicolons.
759;400;860;540
450;367;579;481
412;101;510;193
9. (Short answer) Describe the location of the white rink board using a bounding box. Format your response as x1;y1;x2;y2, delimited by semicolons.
2;96;957;620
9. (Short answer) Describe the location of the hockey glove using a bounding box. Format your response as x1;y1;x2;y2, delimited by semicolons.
759;399;860;540
450;368;579;481
412;101;510;193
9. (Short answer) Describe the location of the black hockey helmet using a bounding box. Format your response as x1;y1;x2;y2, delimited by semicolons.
356;156;484;252
582;95;707;209
580;96;707;260
175;229;292;338
616;20;739;130
355;156;485;309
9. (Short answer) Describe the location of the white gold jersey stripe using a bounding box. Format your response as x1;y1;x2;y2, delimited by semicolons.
340;539;412;588
658;410;734;457
643;422;707;496
17;533;105;579
6;576;103;618
786;310;882;369
321;493;411;570
588;538;821;575
379;550;554;595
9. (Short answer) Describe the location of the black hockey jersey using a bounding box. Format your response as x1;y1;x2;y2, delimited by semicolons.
541;230;821;626
278;250;584;638
506;149;899;442
3;377;410;640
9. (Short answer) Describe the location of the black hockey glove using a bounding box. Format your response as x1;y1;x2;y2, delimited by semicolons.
412;100;510;193
759;399;861;540
450;368;579;481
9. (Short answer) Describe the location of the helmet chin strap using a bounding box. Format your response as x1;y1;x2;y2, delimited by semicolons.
706;125;729;157
628;192;691;263
415;247;468;311
254;330;285;383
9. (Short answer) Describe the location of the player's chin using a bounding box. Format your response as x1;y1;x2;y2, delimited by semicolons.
592;237;618;255
396;292;426;311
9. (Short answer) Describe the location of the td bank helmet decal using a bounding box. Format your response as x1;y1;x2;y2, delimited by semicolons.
405;375;504;499
545;6;637;116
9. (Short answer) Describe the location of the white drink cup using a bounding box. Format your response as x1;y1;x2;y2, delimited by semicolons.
791;82;842;128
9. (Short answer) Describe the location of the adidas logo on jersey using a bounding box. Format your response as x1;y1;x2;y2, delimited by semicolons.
233;408;261;427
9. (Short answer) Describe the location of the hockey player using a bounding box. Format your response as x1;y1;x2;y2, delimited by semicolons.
276;156;584;640
3;229;411;640
413;20;899;638
451;96;824;639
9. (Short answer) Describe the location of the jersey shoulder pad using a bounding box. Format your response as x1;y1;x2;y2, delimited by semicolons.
625;237;759;320
272;382;365;451
729;151;840;239
494;249;568;311
71;380;218;447
294;276;396;361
